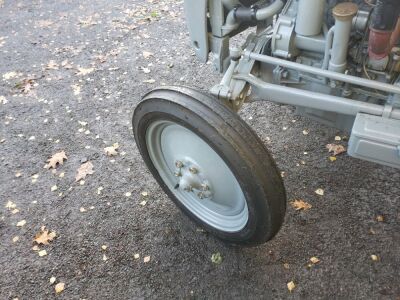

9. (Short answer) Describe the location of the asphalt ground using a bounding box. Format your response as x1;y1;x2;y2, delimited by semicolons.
0;0;399;299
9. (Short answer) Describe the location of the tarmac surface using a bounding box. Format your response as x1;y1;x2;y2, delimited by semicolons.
0;0;399;299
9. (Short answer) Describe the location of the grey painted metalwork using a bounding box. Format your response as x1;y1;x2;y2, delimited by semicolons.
234;74;400;120
295;0;325;36
183;0;400;170
348;113;400;168
183;0;208;62
244;51;400;95
328;2;358;73
322;26;335;69
146;120;249;232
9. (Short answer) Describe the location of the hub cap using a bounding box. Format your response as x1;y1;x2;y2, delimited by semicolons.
146;120;248;232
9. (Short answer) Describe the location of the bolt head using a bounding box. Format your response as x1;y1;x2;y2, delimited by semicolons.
189;167;198;174
201;183;210;191
175;161;184;168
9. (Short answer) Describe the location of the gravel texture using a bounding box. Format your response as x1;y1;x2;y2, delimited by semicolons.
0;0;399;299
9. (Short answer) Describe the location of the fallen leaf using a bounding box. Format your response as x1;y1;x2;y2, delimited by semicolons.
283;263;290;269
376;215;384;222
329;156;337;162
211;252;222;265
51;185;58;192
13;236;19;243
45;151;67;169
79;207;87;212
142;51;153;59
103;254;108;261
49;276;56;284
11;208;19;214
143;256;151;263
34;226;56;245
310;257;320;264
101;245;107;250
371;254;379;261
71;84;81;95
334;136;342;141
46;60;59;70
55;282;65;294
326;144;346;156
0;95;7;104
75;161;94;182
287;281;296;292
76;67;94;76
16;220;26;227
3;71;21;80
125;192;132;197
61;59;73;69
38;249;47;257
134;253;140;259
5;200;16;209
104;143;119;156
32;245;40;251
141;191;148;197
139;200;147;206
143;79;155;84
290;199;312;211
302;130;309;135
315;188;324;196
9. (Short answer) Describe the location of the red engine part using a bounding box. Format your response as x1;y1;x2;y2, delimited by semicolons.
368;29;393;60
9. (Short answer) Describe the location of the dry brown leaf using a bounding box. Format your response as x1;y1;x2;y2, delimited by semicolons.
76;67;94;76
16;220;26;227
142;51;154;59
290;199;312;211
104;143;119;156
34;226;56;245
46;60;59;70
326;143;346;156
55;282;65;294
376;215;384;222
75;161;94;182
287;281;296;292
310;256;320;264
5;200;16;209
45;151;67;169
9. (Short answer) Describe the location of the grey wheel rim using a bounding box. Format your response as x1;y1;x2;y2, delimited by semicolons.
146;120;248;232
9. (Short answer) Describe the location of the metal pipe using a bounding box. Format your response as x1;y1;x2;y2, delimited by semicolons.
233;74;400;120
295;34;326;53
329;2;358;73
295;0;325;36
322;26;335;69
223;0;285;35
255;0;285;21
244;51;400;95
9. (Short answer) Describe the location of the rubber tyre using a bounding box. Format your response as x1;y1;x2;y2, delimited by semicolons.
132;86;286;245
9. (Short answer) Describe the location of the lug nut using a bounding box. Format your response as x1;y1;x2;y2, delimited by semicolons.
189;167;198;174
175;160;184;168
201;183;210;191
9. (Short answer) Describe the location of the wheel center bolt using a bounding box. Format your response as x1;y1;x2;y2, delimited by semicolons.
189;167;198;174
175;160;184;168
173;160;213;200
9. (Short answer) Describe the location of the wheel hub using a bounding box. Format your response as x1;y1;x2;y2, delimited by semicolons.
174;160;213;199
